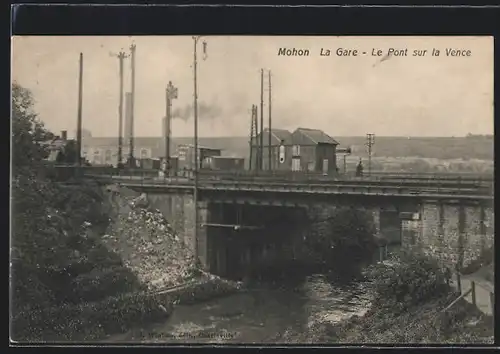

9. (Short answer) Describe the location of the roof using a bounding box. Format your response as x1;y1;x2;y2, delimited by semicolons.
294;128;339;145
252;128;293;146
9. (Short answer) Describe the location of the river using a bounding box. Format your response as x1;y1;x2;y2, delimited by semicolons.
105;273;373;344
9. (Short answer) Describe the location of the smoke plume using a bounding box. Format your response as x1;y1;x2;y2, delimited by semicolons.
172;101;223;121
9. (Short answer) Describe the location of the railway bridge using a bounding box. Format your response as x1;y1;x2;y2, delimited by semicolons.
76;167;494;279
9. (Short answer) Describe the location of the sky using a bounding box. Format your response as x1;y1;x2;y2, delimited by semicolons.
12;36;494;138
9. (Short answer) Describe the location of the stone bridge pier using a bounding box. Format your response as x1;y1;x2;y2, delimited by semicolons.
402;199;494;270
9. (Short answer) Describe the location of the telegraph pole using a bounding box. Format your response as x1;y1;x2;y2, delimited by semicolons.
260;69;264;171
76;53;83;166
165;81;178;174
110;50;130;167
128;43;136;166
366;133;375;176
192;36;207;263
249;104;258;171
268;70;272;171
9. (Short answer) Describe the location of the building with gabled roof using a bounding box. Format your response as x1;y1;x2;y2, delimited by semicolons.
291;128;339;174
251;128;294;171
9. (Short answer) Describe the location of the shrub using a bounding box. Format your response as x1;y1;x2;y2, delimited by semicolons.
367;250;451;312
11;291;173;342
305;207;378;274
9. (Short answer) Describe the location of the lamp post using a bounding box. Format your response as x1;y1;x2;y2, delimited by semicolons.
192;35;208;263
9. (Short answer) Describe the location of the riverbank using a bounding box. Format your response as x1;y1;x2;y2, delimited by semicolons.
12;272;242;342
304;290;494;344
300;253;494;344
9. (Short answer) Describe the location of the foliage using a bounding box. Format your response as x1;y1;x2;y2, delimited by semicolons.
10;83;156;341
11;291;172;342
302;251;493;344
305;207;378;274
55;139;80;164
365;250;451;312
11;82;53;173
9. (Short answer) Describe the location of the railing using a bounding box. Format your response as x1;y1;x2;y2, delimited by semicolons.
55;165;493;181
54;165;493;196
442;271;494;316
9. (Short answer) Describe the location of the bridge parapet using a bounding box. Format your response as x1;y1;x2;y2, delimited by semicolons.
58;165;493;184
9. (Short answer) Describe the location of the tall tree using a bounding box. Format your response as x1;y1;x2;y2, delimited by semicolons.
12;82;53;173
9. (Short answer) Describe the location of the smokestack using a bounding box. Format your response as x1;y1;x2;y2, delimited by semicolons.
124;92;133;143
61;130;67;141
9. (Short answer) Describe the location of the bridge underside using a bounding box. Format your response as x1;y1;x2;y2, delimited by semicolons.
198;200;420;279
142;188;493;280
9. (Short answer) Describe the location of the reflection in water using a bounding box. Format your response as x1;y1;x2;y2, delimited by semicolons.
110;273;372;344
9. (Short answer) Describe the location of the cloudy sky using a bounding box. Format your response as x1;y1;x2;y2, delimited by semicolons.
12;36;493;138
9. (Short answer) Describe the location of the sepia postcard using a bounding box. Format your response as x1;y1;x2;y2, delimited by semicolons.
10;35;494;345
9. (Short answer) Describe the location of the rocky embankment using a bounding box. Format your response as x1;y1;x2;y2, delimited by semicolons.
101;186;241;291
101;187;200;290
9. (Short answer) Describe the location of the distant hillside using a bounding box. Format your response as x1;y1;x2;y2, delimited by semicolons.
172;135;494;161
337;136;494;160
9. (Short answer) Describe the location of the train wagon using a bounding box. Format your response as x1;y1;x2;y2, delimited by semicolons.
203;156;245;171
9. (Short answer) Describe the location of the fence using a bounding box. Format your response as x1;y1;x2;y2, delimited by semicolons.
442;271;494;316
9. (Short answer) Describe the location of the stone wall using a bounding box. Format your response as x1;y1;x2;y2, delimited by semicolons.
407;201;494;271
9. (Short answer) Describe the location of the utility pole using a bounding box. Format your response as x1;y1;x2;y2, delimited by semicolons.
366;133;375;176
260;69;264;171
128;43;136;166
249;105;258;171
76;53;83;166
192;36;207;264
268;70;272;171
110;50;130;167
165;81;178;174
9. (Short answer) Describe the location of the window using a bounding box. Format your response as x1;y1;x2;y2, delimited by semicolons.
292;145;301;156
292;158;301;171
140;148;149;158
93;149;101;164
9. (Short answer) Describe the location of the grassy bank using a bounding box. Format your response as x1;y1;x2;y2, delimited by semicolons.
303;251;494;344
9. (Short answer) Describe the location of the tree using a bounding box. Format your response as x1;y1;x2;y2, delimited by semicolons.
12;82;53;173
305;207;378;274
55;139;79;164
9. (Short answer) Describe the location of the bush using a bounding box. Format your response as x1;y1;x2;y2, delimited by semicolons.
367;250;451;312
11;291;173;342
69;266;143;303
305;207;378;274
